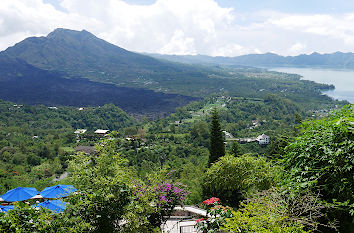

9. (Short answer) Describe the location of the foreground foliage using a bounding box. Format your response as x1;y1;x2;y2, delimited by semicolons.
0;203;53;233
222;190;308;233
284;104;354;231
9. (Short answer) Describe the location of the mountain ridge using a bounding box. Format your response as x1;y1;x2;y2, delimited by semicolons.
148;51;354;68
2;28;214;97
3;28;169;73
0;28;342;109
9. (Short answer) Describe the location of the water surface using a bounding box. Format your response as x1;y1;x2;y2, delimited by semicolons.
270;67;354;103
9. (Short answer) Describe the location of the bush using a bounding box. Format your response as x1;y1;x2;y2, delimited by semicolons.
65;142;133;232
283;104;354;231
222;188;334;233
0;202;52;233
123;170;188;232
202;154;279;206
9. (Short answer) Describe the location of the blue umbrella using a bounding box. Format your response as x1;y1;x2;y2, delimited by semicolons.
0;187;39;202
40;185;77;198
0;205;14;213
35;200;67;213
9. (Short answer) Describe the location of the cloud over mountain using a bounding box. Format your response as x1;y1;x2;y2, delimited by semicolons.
1;0;354;56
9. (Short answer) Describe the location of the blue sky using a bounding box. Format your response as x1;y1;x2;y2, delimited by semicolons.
46;0;354;14
2;0;354;56
122;0;354;13
218;0;354;13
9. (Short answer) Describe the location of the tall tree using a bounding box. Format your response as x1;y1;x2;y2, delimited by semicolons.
209;108;225;166
231;141;241;157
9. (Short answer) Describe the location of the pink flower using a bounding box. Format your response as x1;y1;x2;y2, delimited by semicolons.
160;195;169;202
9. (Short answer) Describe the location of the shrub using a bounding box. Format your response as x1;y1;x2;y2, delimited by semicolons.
222;188;334;233
283;104;354;230
202;154;279;206
0;202;52;233
123;171;188;232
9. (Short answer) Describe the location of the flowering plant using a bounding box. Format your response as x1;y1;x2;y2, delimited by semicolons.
202;197;220;205
130;175;188;229
196;197;233;233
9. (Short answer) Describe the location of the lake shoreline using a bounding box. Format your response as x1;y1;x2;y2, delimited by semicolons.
269;67;354;103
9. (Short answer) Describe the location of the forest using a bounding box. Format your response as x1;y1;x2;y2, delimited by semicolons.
0;90;352;232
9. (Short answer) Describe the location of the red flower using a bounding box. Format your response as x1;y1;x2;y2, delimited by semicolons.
196;218;206;223
203;197;220;205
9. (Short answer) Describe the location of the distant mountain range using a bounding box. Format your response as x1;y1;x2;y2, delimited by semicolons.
149;52;354;68
0;28;342;113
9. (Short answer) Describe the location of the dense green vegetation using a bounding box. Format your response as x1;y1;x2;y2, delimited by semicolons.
283;105;354;232
0;101;135;130
203;154;279;206
0;92;352;232
0;95;354;232
0;100;135;193
0;93;306;198
194;105;353;233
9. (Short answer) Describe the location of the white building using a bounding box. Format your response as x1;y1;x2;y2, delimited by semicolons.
222;130;234;140
94;129;110;136
256;134;270;145
163;206;206;233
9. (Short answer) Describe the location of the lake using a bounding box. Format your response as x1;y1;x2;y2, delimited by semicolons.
270;67;354;103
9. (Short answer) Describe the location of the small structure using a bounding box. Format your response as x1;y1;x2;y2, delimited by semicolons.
237;137;256;144
94;129;109;137
249;120;260;130
163;206;206;233
74;129;87;135
174;121;182;126
256;134;270;145
125;136;136;141
252;120;259;126
222;130;234;140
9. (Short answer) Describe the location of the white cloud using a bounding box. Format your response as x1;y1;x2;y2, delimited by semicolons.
58;0;235;55
1;0;354;56
211;43;244;57
288;42;306;55
0;0;99;50
268;13;354;47
159;30;196;55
